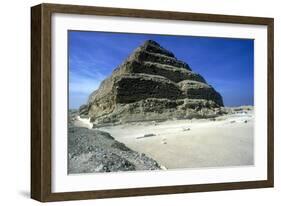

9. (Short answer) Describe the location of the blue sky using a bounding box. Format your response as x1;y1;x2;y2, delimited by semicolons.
68;31;254;109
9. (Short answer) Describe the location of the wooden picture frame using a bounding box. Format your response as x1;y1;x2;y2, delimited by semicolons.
31;3;274;202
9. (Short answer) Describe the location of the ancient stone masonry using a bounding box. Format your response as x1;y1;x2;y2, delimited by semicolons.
79;40;224;125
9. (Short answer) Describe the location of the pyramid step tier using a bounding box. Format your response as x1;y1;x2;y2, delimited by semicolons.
141;40;175;58
134;50;191;70
91;98;222;124
113;74;223;106
120;60;205;83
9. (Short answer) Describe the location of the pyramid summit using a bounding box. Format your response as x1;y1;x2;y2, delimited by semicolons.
79;40;224;125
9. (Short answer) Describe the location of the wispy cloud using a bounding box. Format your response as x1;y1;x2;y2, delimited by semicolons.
69;71;104;94
68;52;108;108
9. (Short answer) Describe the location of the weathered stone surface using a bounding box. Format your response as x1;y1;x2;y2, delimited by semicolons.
115;74;182;103
178;80;223;106
91;98;224;125
79;40;224;124
116;60;206;83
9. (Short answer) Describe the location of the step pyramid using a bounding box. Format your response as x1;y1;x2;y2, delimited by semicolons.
79;40;224;124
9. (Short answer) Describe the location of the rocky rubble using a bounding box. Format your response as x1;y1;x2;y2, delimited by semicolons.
68;125;161;173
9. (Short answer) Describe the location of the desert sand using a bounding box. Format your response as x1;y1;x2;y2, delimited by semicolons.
74;111;254;170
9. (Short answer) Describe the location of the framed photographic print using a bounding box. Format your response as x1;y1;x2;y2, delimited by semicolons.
31;3;274;202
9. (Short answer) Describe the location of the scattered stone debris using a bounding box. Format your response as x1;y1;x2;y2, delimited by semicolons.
136;133;156;139
244;120;248;123
144;133;156;137
183;127;191;131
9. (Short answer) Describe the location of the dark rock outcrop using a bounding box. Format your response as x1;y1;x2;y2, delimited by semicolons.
80;40;224;124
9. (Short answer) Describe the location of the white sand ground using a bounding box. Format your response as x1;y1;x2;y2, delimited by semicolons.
74;113;254;169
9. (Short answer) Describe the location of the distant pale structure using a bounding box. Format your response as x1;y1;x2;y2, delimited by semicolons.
79;40;224;124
